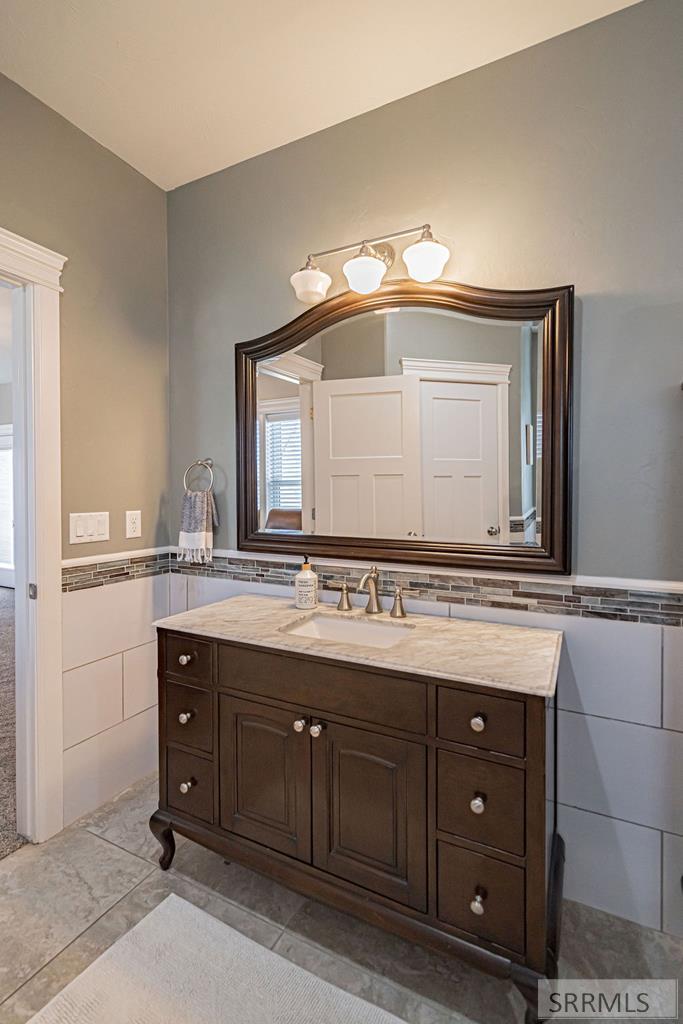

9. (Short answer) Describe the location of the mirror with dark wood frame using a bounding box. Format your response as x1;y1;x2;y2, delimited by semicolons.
236;280;572;574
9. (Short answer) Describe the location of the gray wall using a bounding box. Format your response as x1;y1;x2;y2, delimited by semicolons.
0;73;169;557
167;0;683;579
320;314;386;381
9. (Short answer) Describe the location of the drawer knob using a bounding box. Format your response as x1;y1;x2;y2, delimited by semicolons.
309;723;324;738
293;718;307;733
470;893;486;916
178;711;194;726
178;780;194;795
178;653;193;667
470;714;486;733
470;795;486;815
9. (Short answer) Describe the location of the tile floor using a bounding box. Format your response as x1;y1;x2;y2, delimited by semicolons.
0;774;681;1024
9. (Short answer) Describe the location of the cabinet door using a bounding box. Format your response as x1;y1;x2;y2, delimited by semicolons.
219;696;311;861
312;721;427;910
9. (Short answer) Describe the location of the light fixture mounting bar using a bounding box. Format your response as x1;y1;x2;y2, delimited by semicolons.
307;224;430;263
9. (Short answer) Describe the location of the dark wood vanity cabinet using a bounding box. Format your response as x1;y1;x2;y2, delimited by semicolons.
151;630;563;1024
312;721;427;910
220;696;312;860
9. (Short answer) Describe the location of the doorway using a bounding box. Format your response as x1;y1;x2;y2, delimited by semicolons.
0;281;16;856
0;226;66;849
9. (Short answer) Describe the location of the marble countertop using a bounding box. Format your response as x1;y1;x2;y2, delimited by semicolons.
155;595;562;698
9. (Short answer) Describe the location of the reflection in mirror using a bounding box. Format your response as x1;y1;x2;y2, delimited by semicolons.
255;307;543;547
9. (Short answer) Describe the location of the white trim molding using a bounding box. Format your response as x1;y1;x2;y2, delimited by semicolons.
258;351;324;384
257;397;301;416
0;225;66;292
62;545;174;568
400;357;512;385
2;225;67;843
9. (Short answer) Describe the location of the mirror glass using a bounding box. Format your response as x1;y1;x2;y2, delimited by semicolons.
255;307;543;547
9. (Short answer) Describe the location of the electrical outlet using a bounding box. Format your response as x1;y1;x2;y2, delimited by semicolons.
125;510;142;539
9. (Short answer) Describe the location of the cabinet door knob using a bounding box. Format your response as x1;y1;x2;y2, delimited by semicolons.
178;653;193;667
470;894;486;916
178;711;194;726
293;718;307;733
178;780;194;795
470;714;486;733
470;795;486;815
309;723;324;738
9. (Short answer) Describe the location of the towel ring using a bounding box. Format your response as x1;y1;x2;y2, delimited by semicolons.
183;458;214;491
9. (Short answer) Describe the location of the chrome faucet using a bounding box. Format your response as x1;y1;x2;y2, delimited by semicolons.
358;565;382;614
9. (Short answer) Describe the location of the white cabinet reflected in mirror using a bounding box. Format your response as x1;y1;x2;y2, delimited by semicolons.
256;307;543;548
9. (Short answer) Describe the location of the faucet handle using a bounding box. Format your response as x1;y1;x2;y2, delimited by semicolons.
390;586;407;618
369;565;379;578
336;582;352;611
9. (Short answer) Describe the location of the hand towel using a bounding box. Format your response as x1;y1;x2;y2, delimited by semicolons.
178;488;219;564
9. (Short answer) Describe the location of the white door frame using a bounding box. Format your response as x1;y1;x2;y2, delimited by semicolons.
401;358;511;544
0;225;67;843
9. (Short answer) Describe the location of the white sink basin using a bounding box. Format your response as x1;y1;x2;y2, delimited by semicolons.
281;613;413;649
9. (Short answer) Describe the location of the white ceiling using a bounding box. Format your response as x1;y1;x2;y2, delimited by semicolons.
0;0;641;191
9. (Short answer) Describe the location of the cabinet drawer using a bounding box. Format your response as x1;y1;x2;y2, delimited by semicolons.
437;687;525;758
167;748;214;823
437;750;525;855
219;645;427;734
166;633;212;686
437;842;525;954
165;681;213;753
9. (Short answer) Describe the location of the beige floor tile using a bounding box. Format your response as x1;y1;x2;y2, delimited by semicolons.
171;840;307;926
78;772;181;864
274;931;466;1024
0;829;153;1003
285;899;524;1023
0;869;282;1023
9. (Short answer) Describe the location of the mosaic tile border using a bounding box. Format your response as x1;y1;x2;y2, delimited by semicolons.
62;553;683;627
61;553;170;591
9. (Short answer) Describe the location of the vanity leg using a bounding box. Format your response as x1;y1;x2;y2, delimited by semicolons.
511;967;546;1024
149;811;176;870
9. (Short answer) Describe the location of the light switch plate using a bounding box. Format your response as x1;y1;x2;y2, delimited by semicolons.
125;510;142;539
69;512;110;544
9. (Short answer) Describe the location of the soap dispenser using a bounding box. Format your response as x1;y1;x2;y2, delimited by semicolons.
294;555;319;609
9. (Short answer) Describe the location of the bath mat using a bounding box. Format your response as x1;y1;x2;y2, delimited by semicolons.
29;893;405;1023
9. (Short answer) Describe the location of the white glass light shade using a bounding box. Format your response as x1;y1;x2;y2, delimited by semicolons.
402;238;450;283
290;266;332;304
342;254;387;294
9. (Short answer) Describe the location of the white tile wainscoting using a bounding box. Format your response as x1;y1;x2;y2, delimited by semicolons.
61;552;683;941
61;574;168;823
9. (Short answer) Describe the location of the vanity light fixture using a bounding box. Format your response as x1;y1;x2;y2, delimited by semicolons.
289;257;332;304
290;224;450;303
342;242;394;294
401;225;450;283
